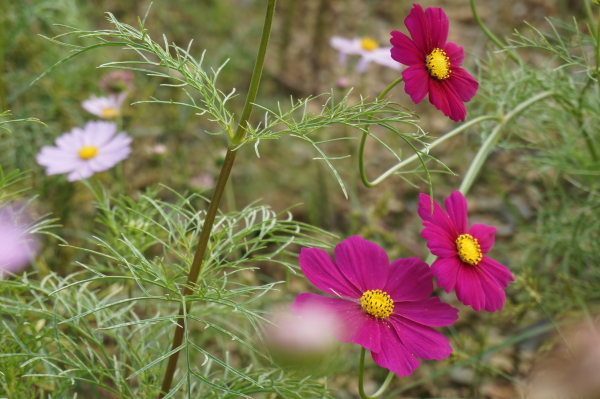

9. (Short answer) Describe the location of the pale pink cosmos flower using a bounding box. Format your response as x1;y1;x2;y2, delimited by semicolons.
36;121;132;182
330;36;403;73
0;210;37;277
81;92;127;119
189;173;215;191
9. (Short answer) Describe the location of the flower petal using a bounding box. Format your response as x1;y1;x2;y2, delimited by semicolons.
444;41;465;66
447;67;479;103
290;293;381;352
430;256;461;293
402;64;430;104
404;3;431;53
390;314;453;360
390;30;425;65
480;256;514;288
371;322;420;377
422;223;457;257
299;247;362;298
330;36;362;55
334;236;389;292
393;297;458;327
428;78;468;122
366;48;403;70
418;193;458;237
455;265;486;311
444;191;468;234
476;266;507;312
425;6;449;49
384;257;432;302
469;223;496;254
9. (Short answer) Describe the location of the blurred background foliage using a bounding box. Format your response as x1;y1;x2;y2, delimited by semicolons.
1;0;599;397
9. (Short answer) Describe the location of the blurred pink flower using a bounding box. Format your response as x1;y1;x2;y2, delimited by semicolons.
330;36;402;73
189;173;215;191
36;121;132;181
99;70;135;94
151;144;167;155
82;93;127;119
0;210;36;277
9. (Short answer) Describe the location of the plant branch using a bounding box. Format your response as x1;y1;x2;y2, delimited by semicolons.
358;347;395;399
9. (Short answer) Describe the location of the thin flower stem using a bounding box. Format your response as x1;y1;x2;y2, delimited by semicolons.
358;347;395;399
377;76;404;102
584;0;597;33
469;0;520;64
458;91;555;195
157;0;277;396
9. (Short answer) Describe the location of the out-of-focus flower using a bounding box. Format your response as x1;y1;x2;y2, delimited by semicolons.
527;320;600;398
266;306;339;368
189;173;215;191
0;210;37;277
99;70;135;94
82;93;127;119
418;191;514;312
151;144;167;156
330;36;402;73
291;236;458;377
390;4;479;122
335;76;350;89
36;121;132;182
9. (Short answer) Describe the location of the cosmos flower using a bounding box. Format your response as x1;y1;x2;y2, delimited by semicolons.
390;4;479;122
0;210;37;277
330;36;402;73
81;93;127;119
418;191;514;312
36;121;132;182
291;236;458;377
99;70;135;94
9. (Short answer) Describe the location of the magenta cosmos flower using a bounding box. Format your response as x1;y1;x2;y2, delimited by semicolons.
0;210;37;277
390;4;479;122
418;191;514;312
36;121;132;182
291;236;458;377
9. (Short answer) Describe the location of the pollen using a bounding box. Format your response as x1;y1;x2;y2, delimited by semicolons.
101;107;119;119
456;234;482;265
360;37;379;51
426;48;451;80
360;289;394;319
78;146;99;160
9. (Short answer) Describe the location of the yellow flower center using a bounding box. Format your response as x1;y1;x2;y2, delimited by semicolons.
360;37;379;51
360;289;394;319
78;146;99;160
426;48;451;80
456;234;482;265
101;107;119;118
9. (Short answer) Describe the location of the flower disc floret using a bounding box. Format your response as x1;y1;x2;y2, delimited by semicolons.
360;289;394;319
426;48;451;80
360;37;379;51
455;234;482;265
78;146;99;160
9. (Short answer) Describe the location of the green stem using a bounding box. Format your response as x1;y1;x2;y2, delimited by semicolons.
584;0;596;34
358;347;395;399
231;0;277;146
458;91;555;195
157;0;277;396
469;0;520;64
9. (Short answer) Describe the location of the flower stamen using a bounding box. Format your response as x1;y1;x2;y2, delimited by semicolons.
456;234;482;265
78;146;99;160
360;37;379;51
360;289;394;319
426;48;451;80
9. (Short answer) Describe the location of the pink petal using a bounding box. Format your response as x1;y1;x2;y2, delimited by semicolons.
444;191;468;234
393;297;458;327
371;322;420;377
418;193;459;237
384;257;432;302
455;265;486;311
447;67;479;103
480;257;514;288
390;315;453;360
428;78;467;122
468;223;496;254
422;223;457;257
402;64;430;104
444;41;465;66
290;293;382;352
334;236;389;292
404;3;431;53
425;6;449;48
67;165;95;181
367;48;403;70
356;57;370;74
390;30;425;65
476;266;507;312
299;247;362;298
430;257;461;293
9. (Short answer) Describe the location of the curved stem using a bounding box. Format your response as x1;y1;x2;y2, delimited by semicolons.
376;76;404;102
469;0;520;64
458;91;555;195
358;347;395;399
157;0;277;396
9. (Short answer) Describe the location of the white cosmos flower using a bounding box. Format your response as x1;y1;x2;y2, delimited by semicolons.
330;36;403;73
81;92;127;119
